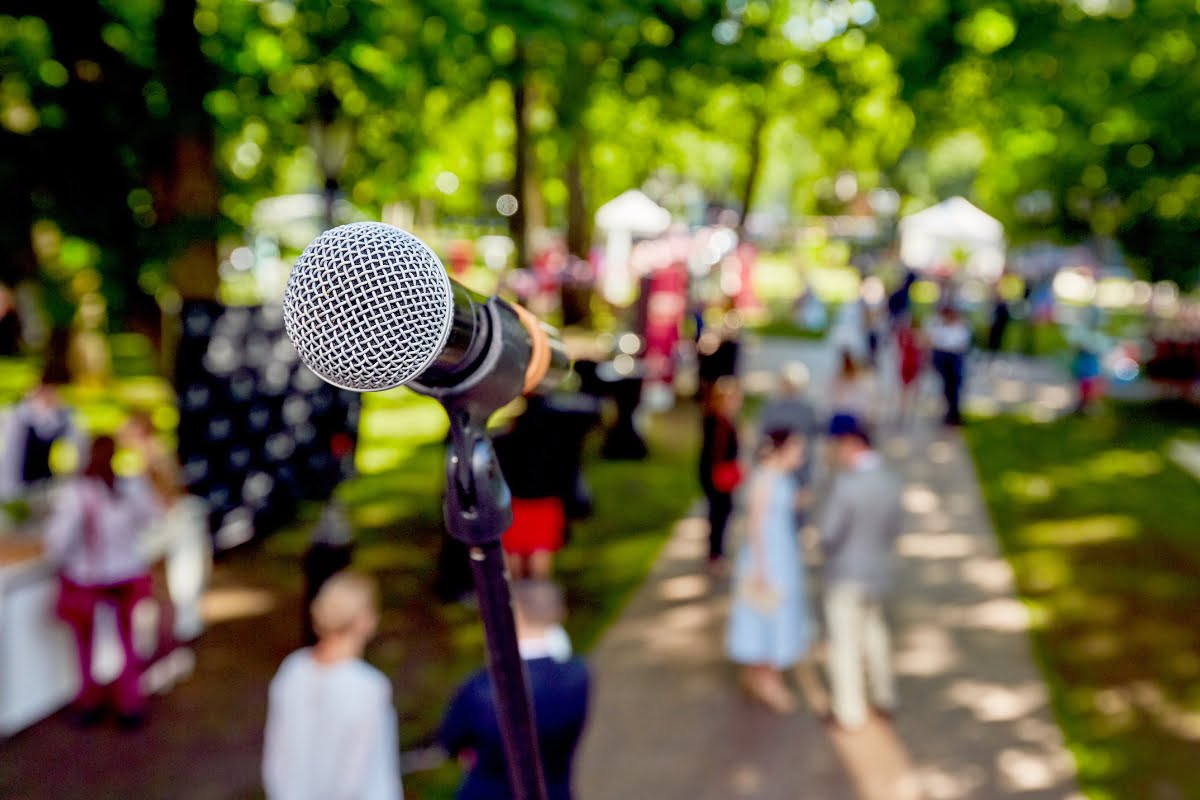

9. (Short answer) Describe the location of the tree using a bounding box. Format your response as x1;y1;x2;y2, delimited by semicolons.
872;0;1200;283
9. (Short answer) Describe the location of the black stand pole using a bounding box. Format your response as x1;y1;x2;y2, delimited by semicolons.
443;402;549;800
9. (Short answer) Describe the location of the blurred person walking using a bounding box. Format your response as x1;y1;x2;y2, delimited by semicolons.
887;272;917;327
819;416;904;731
927;305;972;426
757;363;818;520
986;291;1011;359
45;436;162;728
894;315;926;425
494;396;594;580
263;571;403;800
699;376;743;573
829;350;875;424
727;430;814;714
441;580;589;800
1071;341;1105;414
0;283;20;355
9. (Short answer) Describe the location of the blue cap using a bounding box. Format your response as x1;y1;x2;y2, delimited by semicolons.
829;413;871;443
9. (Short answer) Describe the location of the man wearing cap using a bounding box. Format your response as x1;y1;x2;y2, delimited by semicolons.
819;415;905;730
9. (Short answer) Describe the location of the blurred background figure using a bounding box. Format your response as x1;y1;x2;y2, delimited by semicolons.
0;283;20;355
0;359;84;503
263;571;402;800
927;305;972;426
119;410;211;648
494;395;595;580
861;278;890;368
698;376;743;573
120;411;180;505
441;580;589;800
819;416;904;731
757;362;818;520
45;435;162;728
301;500;355;645
986;288;1012;362
727;430;813;714
696;312;742;406
829;350;875;425
886;272;917;327
1072;339;1105;415
828;294;869;365
893;314;926;426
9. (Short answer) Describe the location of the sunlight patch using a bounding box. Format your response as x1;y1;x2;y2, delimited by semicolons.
201;586;275;624
1019;514;1138;547
1001;471;1056;502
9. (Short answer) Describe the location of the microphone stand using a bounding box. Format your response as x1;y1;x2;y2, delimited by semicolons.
427;296;553;800
443;401;549;800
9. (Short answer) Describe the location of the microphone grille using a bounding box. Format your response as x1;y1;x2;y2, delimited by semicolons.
283;222;454;392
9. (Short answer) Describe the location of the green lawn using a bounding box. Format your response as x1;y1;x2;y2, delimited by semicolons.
964;403;1200;800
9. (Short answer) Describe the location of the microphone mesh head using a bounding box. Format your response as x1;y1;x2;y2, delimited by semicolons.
283;222;454;392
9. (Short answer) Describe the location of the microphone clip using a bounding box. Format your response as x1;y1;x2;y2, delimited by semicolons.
443;401;513;547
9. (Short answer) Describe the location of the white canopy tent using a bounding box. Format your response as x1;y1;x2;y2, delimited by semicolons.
898;196;1006;280
595;190;672;304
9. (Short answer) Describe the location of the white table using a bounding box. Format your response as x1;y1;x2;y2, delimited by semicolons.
0;497;210;735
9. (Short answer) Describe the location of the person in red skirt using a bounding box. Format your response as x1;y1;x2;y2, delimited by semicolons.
46;436;162;728
895;314;926;425
494;397;570;580
503;495;566;580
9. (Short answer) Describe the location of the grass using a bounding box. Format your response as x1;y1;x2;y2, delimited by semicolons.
963;402;1200;800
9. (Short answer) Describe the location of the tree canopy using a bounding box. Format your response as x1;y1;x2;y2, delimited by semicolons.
0;0;1196;330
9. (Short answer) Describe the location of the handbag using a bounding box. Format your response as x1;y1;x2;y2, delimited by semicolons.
710;417;743;493
737;575;779;614
712;461;743;493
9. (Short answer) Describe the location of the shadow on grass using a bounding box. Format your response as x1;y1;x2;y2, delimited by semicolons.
965;401;1200;800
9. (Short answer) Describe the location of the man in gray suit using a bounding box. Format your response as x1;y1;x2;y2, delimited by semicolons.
819;414;905;730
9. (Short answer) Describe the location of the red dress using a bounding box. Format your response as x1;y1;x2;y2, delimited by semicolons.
897;328;923;386
501;497;566;557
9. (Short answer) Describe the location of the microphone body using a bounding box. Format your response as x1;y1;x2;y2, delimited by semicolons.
282;221;569;406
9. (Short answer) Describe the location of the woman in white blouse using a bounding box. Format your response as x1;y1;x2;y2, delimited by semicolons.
46;435;162;727
829;349;876;423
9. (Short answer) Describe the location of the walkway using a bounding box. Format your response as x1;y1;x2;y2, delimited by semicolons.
576;338;1082;800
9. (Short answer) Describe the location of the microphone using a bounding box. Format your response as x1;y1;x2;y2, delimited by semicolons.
282;222;570;406
284;221;564;800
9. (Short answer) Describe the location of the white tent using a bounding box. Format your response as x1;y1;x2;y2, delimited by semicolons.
595;190;672;304
898;196;1006;280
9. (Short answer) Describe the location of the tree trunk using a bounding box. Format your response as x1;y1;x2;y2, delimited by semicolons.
153;0;221;301
561;128;592;327
509;47;530;271
565;129;589;260
736;110;768;241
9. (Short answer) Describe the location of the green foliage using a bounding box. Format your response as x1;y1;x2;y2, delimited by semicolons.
874;0;1200;283
4;0;1199;330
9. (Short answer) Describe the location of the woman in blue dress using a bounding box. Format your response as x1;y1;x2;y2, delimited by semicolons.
727;429;812;713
